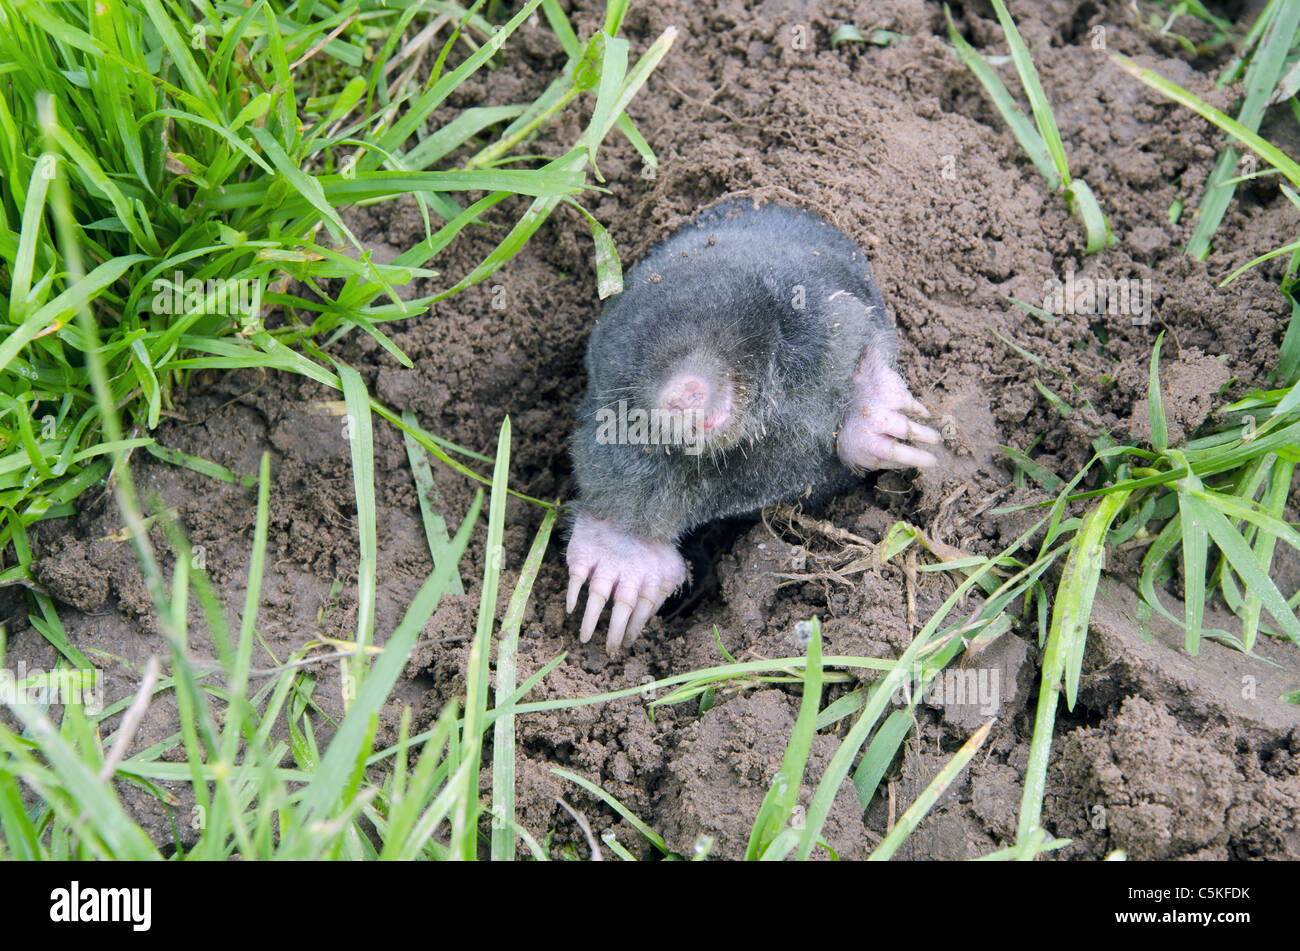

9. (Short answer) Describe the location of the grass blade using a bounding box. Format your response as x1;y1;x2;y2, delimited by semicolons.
944;5;1059;189
338;363;378;705
401;410;466;597
490;506;557;861
552;767;669;856
1017;488;1129;849
1064;178;1112;253
1149;330;1169;452
452;418;511;860
852;709;912;808
1116;55;1300;187
989;0;1069;182
869;719;993;860
746;618;823;859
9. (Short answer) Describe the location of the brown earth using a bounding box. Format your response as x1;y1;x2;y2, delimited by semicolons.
12;0;1300;858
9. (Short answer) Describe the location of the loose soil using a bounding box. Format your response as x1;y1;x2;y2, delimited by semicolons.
13;0;1300;859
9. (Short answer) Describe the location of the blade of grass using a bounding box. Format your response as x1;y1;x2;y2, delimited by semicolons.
490;505;556;861
944;5;1059;189
452;418;511;860
1177;478;1210;654
1115;55;1300;187
989;0;1069;183
746;618;823;859
1064;178;1112;253
1149;330;1169;452
552;766;669;857
1242;459;1296;649
852;708;912;809
1189;491;1300;644
337;363;378;706
1016;488;1130;852
869;719;993;860
401;409;466;597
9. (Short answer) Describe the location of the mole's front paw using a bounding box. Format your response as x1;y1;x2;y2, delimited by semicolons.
837;360;941;470
565;513;687;652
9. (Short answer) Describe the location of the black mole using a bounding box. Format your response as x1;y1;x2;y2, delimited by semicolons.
566;199;939;651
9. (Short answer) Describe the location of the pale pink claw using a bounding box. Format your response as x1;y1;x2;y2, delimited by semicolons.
838;355;940;471
566;513;688;652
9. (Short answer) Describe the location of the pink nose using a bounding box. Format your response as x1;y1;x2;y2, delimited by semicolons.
659;375;710;411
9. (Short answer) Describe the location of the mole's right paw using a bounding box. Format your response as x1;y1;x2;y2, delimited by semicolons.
837;359;941;471
565;513;688;653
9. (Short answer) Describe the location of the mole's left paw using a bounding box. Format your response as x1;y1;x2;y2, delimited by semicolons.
566;513;688;653
837;359;940;470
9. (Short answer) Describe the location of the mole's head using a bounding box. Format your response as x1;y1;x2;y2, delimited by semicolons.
584;266;787;459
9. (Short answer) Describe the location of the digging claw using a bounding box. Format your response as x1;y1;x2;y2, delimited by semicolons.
839;363;942;471
566;513;687;653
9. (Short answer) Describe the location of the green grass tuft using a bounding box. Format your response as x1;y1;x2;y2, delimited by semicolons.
945;1;1111;252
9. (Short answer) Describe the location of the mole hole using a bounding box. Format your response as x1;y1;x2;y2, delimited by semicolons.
662;515;757;623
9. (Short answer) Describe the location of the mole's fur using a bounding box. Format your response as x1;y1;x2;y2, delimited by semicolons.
566;199;938;651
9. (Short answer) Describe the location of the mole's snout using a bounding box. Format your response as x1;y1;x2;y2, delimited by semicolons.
659;374;710;412
657;359;734;434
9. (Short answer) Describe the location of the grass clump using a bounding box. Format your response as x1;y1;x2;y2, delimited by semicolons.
0;0;661;556
0;0;677;860
944;0;1111;252
1147;0;1300;260
942;4;1300;855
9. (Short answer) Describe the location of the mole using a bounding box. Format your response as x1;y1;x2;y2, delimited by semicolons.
565;199;939;652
